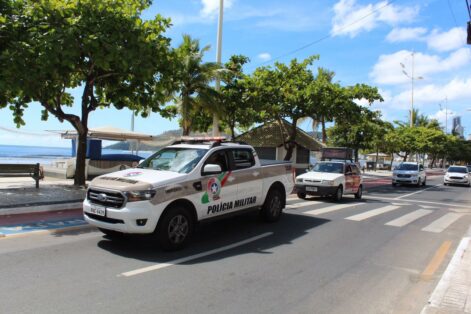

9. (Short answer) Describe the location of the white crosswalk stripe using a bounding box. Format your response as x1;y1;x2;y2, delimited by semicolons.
385;209;433;227
345;205;400;221
286;201;321;209
304;202;362;216
285;197;468;233
421;213;464;233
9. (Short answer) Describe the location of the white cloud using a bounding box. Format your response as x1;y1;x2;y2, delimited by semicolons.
381;78;471;113
200;0;234;18
386;27;427;42
331;0;419;38
257;53;271;61
426;27;467;52
370;49;471;85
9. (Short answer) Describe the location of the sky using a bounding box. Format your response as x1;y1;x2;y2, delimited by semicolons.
1;0;470;147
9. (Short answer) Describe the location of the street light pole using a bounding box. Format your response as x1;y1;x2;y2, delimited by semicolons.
212;0;223;137
400;51;423;128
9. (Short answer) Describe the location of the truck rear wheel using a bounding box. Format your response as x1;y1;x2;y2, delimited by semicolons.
156;206;194;251
354;185;363;199
297;192;306;200
261;188;284;222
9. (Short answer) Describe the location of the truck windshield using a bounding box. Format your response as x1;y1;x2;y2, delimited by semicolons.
396;164;418;171
311;162;344;174
138;148;208;173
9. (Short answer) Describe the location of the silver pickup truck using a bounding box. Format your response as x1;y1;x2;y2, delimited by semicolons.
83;138;294;250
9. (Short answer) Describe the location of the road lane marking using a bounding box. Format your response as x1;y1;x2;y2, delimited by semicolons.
394;184;442;199
385;209;433;227
422;213;464;233
120;232;273;277
286;201;321;209
421;240;452;280
364;196;470;209
303;203;362;216
345;205;400;221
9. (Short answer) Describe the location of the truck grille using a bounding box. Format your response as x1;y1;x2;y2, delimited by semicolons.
397;174;411;178
87;189;125;208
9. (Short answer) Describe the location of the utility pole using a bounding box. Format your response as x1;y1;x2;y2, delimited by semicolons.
212;0;223;137
400;51;423;127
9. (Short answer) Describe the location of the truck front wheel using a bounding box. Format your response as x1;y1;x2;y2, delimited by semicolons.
261;188;284;222
333;185;343;202
156;206;194;251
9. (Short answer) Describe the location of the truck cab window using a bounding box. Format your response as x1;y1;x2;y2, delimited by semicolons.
231;149;255;170
204;150;229;172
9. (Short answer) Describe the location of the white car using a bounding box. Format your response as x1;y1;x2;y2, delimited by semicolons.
444;166;470;186
392;162;426;187
295;161;363;201
83;138;294;250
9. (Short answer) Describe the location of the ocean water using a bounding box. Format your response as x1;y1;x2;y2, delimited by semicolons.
0;145;153;165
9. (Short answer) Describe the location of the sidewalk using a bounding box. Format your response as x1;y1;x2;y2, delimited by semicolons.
0;176;88;236
422;226;471;314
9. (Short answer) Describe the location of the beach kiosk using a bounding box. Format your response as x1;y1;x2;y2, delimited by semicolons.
56;126;156;179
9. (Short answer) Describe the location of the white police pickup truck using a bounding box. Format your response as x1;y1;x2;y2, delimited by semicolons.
83;138;294;250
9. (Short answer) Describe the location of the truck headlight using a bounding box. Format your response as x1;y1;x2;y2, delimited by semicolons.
125;190;156;202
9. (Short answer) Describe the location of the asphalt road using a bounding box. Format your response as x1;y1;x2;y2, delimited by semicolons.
1;175;470;314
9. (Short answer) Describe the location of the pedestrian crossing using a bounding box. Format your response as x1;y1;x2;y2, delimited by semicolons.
285;198;468;234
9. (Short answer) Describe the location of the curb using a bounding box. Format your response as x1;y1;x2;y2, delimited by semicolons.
422;226;471;313
0;224;96;240
0;202;83;216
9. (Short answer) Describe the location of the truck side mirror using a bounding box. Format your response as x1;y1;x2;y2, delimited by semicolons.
203;164;222;175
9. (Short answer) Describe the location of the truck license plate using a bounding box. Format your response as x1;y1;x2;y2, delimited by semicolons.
90;205;106;217
306;186;317;192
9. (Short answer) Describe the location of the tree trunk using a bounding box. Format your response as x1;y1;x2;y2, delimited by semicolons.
375;148;379;172
230;125;236;141
321;116;327;144
74;129;88;186
283;119;298;161
181;94;191;136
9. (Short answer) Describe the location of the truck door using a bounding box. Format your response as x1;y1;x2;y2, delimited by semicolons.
228;148;263;209
351;165;361;192
200;149;239;219
345;165;355;193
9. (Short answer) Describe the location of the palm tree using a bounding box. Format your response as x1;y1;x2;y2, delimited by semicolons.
175;35;222;135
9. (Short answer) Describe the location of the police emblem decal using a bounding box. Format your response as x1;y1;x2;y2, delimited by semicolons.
207;177;221;200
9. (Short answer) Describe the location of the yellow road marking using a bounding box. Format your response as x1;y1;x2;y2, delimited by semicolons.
421;240;452;280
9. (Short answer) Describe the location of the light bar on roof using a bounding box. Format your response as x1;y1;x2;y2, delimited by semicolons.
180;136;226;141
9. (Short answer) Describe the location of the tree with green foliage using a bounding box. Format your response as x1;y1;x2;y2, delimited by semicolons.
219;55;259;140
172;35;221;136
0;0;175;186
248;56;318;160
327;107;385;162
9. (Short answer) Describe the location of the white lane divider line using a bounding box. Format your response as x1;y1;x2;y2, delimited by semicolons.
422;213;464;233
345;205;401;221
303;203;362;216
287;196;300;202
385;209;433;227
286;201;321;209
119;232;273;277
394;184;442;200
